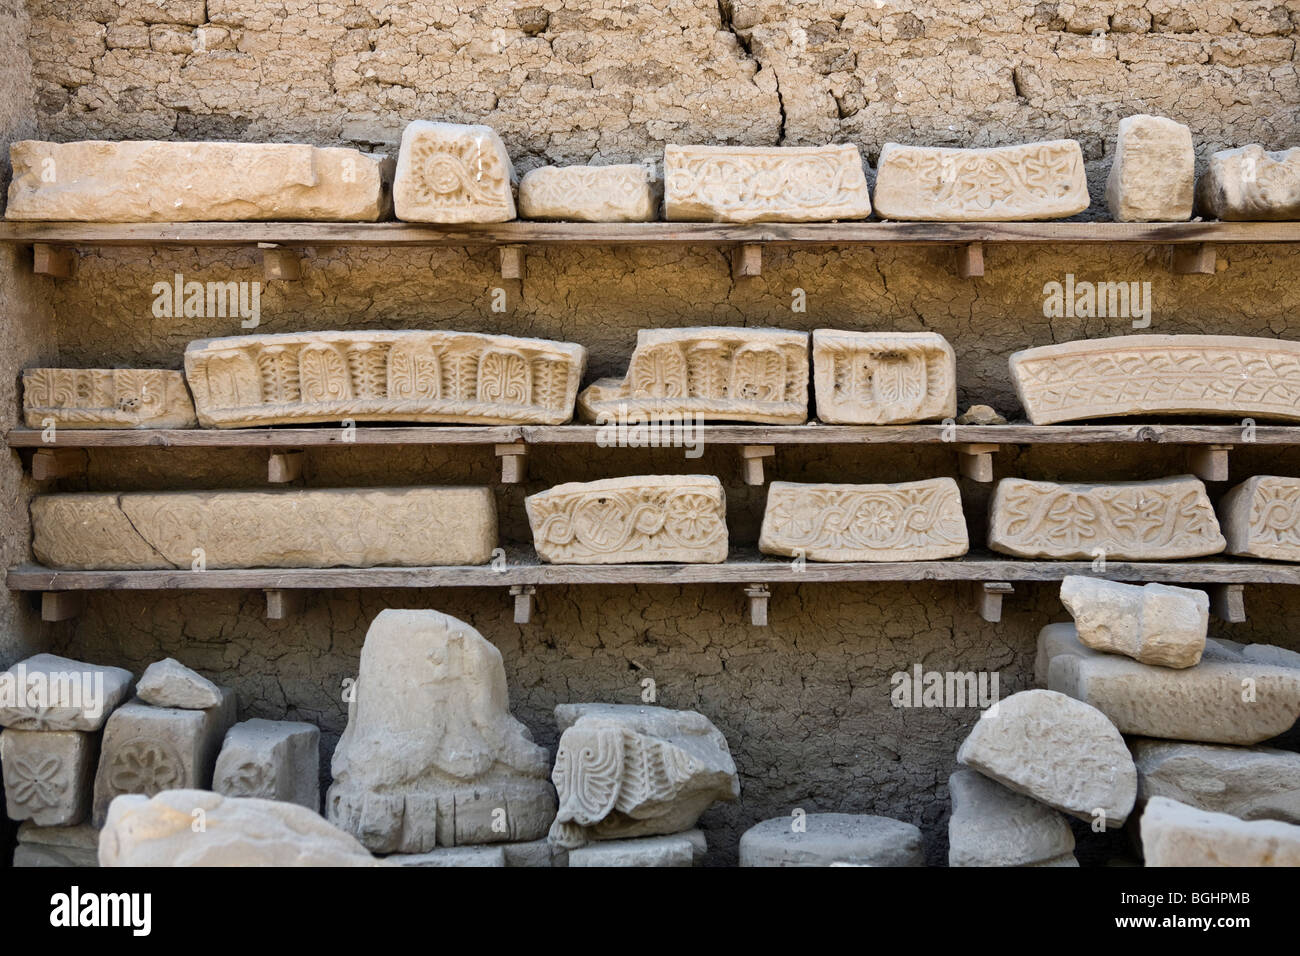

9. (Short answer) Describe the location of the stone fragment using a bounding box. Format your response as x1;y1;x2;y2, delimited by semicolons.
1141;796;1300;867
214;719;320;811
988;476;1223;560
1105;115;1195;222
327;610;556;853
392;121;516;223
519;163;658;222
956;689;1136;827
527;475;728;564
6;140;392;222
0;654;134;732
947;769;1076;867
1197;145;1300;221
739;813;924;866
956;404;1006;425
502;839;570;868
184;330;587;427
1010;335;1300;425
1240;643;1300;670
569;831;706;867
23;368;197;429
15;824;100;867
99;790;382;866
137;658;222;710
811;330;955;424
759;478;968;562
1059;576;1207;668
663;144;871;222
0;729;96;826
1131;739;1300;824
388;846;506;866
1218;476;1300;561
32;487;497;570
578;327;809;424
91;692;236;826
872;140;1090;221
549;703;740;847
1040;623;1300;745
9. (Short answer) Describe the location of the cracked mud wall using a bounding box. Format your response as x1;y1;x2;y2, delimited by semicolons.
12;0;1300;862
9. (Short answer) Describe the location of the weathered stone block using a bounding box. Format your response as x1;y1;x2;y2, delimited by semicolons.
0;654;134;732
948;769;1076;867
1197;145;1300;221
23;368;197;429
1132;739;1300;824
14;823;100;867
1106;115;1195;221
1059;576;1207;668
1141;796;1300;866
214;718;320;811
137;658;222;710
568;830;706;867
1218;476;1300;561
0;729;96;826
811;330;956;424
739;813;923;866
388;846;506;866
519;163;658;221
393;121;516;223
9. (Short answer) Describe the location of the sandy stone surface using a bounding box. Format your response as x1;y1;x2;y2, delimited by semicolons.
1198;145;1300;221
1131;739;1300;824
519;163;658;222
1104;114;1195;221
812;330;955;424
1141;796;1300;867
947;769;1076;867
22;368;197;429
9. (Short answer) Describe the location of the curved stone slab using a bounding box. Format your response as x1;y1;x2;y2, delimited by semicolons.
393;121;516;223
740;813;923;867
812;330;955;424
1141;796;1300;867
872;140;1089;221
23;368;197;429
948;769;1076;867
185;330;587;427
1218;475;1300;561
1105;114;1195;222
1010;334;1300;424
1197;145;1300;221
519;164;658;222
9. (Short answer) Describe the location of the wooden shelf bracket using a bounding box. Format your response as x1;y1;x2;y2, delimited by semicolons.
267;450;304;483
496;442;528;484
744;583;771;626
259;243;301;280
41;591;83;622
741;444;776;485
956;443;999;482
975;581;1014;623
511;584;536;624
32;243;76;279
955;242;984;279
30;447;88;481
1208;583;1246;623
731;244;762;278
499;244;525;280
1186;444;1231;482
264;588;307;620
1170;243;1217;275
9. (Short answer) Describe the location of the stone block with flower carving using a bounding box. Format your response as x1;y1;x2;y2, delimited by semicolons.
0;729;96;826
23;368;197;429
393;121;516;223
214;718;320;812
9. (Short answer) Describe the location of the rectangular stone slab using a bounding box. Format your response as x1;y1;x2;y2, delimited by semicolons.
0;653;134;732
527;475;727;564
214;718;320;811
185;330;587;427
988;476;1224;560
872;140;1090;221
32;487;497;569
1;729;96;826
1197;145;1300;221
23;368;198;429
1105;115;1195;222
392;121;516;223
1010;334;1300;424
1218;475;1300;561
812;330;955;424
519;164;659;222
1141;796;1300;867
578;327;808;424
759;479;968;562
664;144;872;222
7;140;392;222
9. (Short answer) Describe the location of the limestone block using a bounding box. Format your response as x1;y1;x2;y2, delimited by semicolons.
99;790;382;866
388;846;506;866
214;719;320;811
759;478;968;562
327;610;556;853
14;844;99;867
519;163;658;222
1040;623;1300;745
14;824;100;867
1240;643;1300;670
988;476;1224;560
392;121;516;223
549;703;740;847
1105;115;1195;222
1197;145;1300;221
663;144;871;222
0;654;134;732
0;729;96;826
23;368;197;429
185;330;587;427
1010;335;1300;424
32;487;497;570
137;658;222;710
1059;576;1207;668
947;769;1076;867
872;140;1090;221
527;475;728;564
578;327;809;425
1131;739;1300;824
91;692;237;826
1141;796;1300;867
7;140;392;222
1218;476;1300;561
811;330;956;424
739;813;924;866
956;689;1136;827
502;839;570;868
568;831;706;867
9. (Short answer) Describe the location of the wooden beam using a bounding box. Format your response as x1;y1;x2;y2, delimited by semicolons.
956;443;999;482
260;244;301;280
741;444;776;485
32;243;76;278
511;584;536;624
264;588;307;620
955;242;984;278
496;442;528;483
267;450;304;483
1208;583;1246;623
30;448;87;481
975;581;1014;623
744;584;771;626
1170;243;1217;275
1186;444;1231;482
731;244;762;278
41;591;83;622
499;244;525;280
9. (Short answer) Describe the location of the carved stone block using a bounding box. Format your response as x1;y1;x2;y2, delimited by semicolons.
214;718;320;811
578;327;809;424
811;330;955;424
519;163;658;222
759;478;968;562
0;729;96;826
1010;334;1300;424
988;476;1224;560
872;140;1090;221
527;475;728;564
1198;145;1300;221
22;368;197;429
6;140;392;222
663;144;872;222
1141;796;1300;867
184;330;586;427
0;654;134;732
32;487;497;569
1105;115;1195;222
392;121;516;223
1218;475;1300;561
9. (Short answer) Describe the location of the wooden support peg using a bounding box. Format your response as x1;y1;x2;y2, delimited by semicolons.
956;443;999;482
31;448;87;481
33;243;76;279
511;584;536;624
264;589;307;620
267;450;304;483
744;584;771;626
1208;583;1246;624
741;445;776;486
1170;243;1216;275
496;442;528;484
955;242;984;279
975;582;1014;623
41;591;83;623
259;243;301;281
1186;444;1231;482
499;245;525;280
731;244;762;278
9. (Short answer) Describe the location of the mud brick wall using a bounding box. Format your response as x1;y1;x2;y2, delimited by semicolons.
6;0;1300;863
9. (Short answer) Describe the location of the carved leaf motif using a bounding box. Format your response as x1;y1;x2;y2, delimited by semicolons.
387;340;441;400
298;344;353;403
730;345;785;403
12;754;65;808
553;725;624;826
477;349;531;405
631;344;689;399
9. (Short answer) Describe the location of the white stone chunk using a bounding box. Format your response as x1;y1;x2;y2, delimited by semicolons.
739;813;924;866
137;658;223;710
948;769;1076;867
1219;476;1300;561
1141;796;1300;866
0;654;134;732
1105;115;1195;222
393;121;516;223
1131;739;1300;824
214;718;320;811
0;729;96;825
1059;576;1207;669
1197;145;1300;221
568;830;706;867
519;164;658;221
